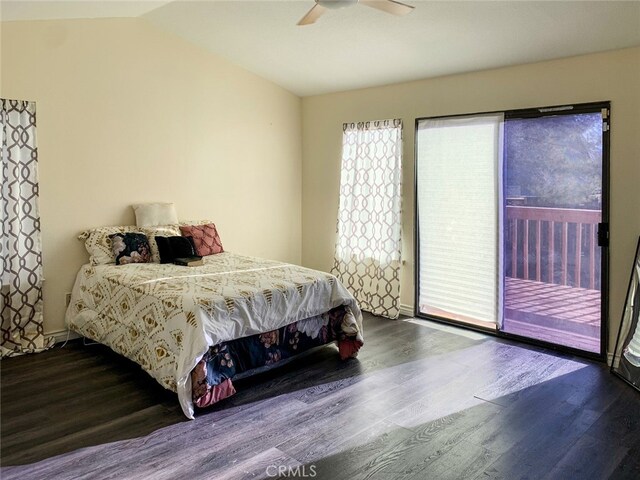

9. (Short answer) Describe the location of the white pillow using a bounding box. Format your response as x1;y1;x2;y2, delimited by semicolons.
132;203;178;227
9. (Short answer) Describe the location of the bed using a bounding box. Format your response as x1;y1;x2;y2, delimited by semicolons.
65;252;363;419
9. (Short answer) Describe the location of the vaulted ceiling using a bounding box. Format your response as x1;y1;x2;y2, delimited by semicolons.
2;1;640;96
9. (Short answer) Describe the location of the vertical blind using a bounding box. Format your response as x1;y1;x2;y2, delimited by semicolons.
416;114;503;326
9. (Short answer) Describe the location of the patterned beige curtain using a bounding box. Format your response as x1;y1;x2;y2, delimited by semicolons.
331;119;403;319
1;99;53;357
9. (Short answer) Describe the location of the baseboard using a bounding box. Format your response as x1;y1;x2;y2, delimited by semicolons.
47;328;81;344
400;303;415;318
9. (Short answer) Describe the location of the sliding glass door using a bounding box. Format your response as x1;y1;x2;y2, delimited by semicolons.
415;103;609;358
502;109;606;353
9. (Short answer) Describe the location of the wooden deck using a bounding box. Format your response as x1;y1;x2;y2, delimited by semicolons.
504;277;601;353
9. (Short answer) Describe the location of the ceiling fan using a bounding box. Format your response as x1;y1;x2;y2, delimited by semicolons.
297;0;415;26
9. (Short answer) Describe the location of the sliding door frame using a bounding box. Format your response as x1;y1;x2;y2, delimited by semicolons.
414;101;610;361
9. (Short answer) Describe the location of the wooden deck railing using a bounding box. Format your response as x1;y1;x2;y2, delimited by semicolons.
506;206;601;289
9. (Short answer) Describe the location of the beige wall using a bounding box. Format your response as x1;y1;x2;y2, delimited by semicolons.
1;16;638;355
302;47;640;355
1;18;302;336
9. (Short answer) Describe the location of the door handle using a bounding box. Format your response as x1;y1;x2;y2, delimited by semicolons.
597;223;609;247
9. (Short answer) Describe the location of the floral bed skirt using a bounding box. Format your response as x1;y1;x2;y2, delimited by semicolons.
191;305;362;409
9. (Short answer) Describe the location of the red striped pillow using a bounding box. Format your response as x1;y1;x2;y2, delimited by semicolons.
179;223;224;256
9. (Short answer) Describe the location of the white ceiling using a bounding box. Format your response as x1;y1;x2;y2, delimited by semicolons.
2;1;640;96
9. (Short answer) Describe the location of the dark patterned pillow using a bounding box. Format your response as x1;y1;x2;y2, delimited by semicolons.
179;223;224;256
108;233;152;265
155;236;197;264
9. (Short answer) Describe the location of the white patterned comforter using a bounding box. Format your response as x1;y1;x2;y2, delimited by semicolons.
65;252;362;418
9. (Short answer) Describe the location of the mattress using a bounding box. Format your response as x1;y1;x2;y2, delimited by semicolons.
65;252;363;418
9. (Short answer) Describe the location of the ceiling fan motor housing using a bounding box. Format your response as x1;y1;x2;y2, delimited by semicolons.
316;0;359;10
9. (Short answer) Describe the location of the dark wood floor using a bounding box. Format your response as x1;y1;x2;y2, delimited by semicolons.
1;314;639;480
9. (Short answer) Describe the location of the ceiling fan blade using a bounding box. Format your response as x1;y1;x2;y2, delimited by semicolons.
297;4;328;25
360;0;414;16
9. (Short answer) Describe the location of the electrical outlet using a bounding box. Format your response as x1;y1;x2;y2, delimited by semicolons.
65;293;72;306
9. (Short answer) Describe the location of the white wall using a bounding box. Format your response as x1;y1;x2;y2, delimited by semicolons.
1;18;302;336
302;47;640;355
